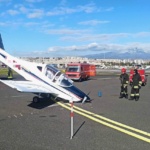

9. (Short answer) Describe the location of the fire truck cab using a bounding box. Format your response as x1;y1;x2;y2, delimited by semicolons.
65;62;96;81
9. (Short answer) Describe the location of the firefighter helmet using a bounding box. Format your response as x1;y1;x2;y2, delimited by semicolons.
121;68;126;73
134;69;138;74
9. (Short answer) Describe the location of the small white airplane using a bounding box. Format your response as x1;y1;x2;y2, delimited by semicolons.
0;48;90;103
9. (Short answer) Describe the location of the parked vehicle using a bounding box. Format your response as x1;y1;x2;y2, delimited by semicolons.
65;62;96;81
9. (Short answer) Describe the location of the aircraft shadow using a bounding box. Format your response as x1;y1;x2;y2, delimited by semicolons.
0;77;13;80
28;98;56;109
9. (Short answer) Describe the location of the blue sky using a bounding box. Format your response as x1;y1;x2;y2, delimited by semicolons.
0;0;150;57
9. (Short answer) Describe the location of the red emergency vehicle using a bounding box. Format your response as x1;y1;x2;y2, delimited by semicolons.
129;69;147;86
65;62;96;81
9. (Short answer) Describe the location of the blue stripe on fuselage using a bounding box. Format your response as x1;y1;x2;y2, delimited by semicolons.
63;86;90;100
0;53;6;59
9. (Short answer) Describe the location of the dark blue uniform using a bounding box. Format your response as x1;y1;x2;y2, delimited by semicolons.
129;69;142;101
119;72;129;99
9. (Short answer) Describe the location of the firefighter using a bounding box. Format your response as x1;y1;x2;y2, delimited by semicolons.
119;68;129;99
8;67;13;79
129;69;142;101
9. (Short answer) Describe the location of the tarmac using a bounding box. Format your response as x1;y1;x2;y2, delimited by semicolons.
0;74;150;150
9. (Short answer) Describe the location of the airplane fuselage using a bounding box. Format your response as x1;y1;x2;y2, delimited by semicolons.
0;48;90;102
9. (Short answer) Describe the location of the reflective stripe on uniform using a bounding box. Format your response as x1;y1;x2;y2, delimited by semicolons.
131;94;135;96
121;92;127;94
134;86;139;89
123;84;127;87
135;93;140;96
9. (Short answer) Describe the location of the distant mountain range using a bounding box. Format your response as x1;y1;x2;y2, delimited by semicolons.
83;49;150;59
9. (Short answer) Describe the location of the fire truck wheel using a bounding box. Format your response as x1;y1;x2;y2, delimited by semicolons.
142;83;146;86
79;77;82;82
86;76;89;80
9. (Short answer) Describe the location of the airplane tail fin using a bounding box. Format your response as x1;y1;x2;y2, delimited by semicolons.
0;34;5;50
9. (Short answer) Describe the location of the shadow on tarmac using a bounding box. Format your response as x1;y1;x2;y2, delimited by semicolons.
28;97;56;109
0;77;13;80
73;121;86;137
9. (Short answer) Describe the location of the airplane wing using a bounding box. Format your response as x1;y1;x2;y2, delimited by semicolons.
0;80;53;93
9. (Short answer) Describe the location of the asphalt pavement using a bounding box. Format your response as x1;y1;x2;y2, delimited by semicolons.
0;74;150;150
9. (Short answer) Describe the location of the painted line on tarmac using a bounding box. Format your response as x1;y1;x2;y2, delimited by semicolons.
11;95;29;98
69;104;150;137
96;77;118;80
54;101;150;143
98;78;112;80
4;95;29;98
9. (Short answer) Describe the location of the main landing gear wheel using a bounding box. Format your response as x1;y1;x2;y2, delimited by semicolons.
33;96;39;103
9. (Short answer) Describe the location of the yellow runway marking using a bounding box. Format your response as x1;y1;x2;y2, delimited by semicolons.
55;101;150;143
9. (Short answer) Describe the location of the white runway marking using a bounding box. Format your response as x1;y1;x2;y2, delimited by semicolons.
14;115;17;118
20;113;23;116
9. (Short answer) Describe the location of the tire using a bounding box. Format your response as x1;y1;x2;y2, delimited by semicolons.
142;82;146;86
33;96;39;103
79;77;82;82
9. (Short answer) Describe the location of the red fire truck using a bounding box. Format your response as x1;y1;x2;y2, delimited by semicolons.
65;62;96;81
129;69;147;86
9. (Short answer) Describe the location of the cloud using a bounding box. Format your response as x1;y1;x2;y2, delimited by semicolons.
25;0;43;2
60;0;67;6
77;3;97;13
0;2;112;20
19;6;29;14
104;7;114;12
7;9;19;15
60;32;129;43
59;32;150;43
0;22;8;26
46;42;150;54
134;32;150;38
46;7;77;16
0;0;11;2
27;9;44;18
46;3;103;16
44;28;89;35
88;43;99;49
18;42;150;57
79;20;110;26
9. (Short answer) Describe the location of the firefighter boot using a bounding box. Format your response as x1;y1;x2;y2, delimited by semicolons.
129;96;134;100
119;93;123;98
135;96;139;101
125;94;128;99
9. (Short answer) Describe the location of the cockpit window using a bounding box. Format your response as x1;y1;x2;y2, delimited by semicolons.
37;66;42;71
45;65;73;87
54;71;61;80
45;65;59;79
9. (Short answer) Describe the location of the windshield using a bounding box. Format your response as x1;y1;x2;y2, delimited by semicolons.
66;66;80;72
57;74;73;87
45;64;73;87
